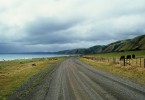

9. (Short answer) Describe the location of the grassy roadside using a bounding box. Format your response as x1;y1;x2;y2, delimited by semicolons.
79;57;145;85
0;57;66;100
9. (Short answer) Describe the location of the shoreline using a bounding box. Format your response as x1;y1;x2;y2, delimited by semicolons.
0;54;71;61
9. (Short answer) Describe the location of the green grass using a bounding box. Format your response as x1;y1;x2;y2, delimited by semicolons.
86;50;145;58
0;57;65;100
80;57;145;85
80;50;145;85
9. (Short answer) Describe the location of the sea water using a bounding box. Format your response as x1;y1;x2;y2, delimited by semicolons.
0;54;69;61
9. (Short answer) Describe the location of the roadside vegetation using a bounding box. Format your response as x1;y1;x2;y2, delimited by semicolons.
80;50;145;85
0;57;65;100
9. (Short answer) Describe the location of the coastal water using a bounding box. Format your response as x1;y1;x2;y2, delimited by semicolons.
0;54;70;61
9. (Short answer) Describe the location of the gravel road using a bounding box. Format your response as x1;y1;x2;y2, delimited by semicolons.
9;57;145;100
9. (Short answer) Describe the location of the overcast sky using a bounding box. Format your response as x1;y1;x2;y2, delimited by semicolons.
0;0;145;53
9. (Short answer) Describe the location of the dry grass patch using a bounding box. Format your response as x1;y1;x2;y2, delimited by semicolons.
80;58;145;85
0;57;65;100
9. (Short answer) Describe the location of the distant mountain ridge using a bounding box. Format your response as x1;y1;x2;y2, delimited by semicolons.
0;52;55;54
56;34;145;54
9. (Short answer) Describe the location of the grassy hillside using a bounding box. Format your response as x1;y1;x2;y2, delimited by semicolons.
57;48;87;54
57;34;145;54
86;50;145;58
118;35;145;51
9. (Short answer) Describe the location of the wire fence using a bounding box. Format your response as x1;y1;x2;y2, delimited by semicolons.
81;56;145;68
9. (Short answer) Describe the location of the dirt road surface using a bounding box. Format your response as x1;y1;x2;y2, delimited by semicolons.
9;57;145;100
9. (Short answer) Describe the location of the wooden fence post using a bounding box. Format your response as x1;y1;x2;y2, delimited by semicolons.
136;58;137;66
144;58;145;68
140;57;141;67
113;58;115;64
123;58;125;66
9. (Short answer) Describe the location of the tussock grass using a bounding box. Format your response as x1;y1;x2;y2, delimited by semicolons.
0;57;65;100
80;58;145;85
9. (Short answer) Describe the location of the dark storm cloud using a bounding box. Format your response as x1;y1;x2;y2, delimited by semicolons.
20;14;145;46
26;18;79;35
20;17;84;45
0;43;21;53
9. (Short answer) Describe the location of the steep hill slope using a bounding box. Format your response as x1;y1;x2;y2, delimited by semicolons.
57;34;145;54
118;35;145;51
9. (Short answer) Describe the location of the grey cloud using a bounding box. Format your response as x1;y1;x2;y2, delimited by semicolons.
20;13;145;46
19;17;84;44
1;0;145;53
26;17;80;35
20;33;83;45
0;43;22;53
0;6;7;13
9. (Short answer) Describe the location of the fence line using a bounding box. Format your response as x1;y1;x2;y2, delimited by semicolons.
82;56;145;68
